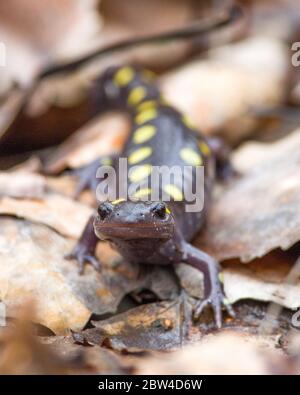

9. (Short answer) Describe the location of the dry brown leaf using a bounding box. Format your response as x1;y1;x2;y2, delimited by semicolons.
232;129;300;172
176;250;300;310
0;316;127;374
88;300;190;352
24;0;210;116
0;193;92;239
42;335;128;374
0;319;71;374
196;127;300;262
160;37;288;142
223;258;300;309
0;214;180;334
0;0;101;90
46;175;79;199
0;0;102;141
0;217;91;334
0;89;28;140
99;0;196;69
44;112;130;173
136;331;294;375
62;241;179;317
0;171;45;199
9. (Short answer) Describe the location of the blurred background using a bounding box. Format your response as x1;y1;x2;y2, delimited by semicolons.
1;0;300;375
0;0;299;160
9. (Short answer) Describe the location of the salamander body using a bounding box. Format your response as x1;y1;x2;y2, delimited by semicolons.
69;65;234;327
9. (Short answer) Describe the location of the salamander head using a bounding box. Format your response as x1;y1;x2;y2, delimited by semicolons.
94;200;174;241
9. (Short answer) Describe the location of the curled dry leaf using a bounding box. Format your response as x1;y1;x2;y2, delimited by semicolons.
88;300;191;352
176;251;300;310
136;331;296;375
42;336;128;374
0;319;71;374
0;193;93;239
0;171;45;199
0;316;127;374
61;241;179;317
160;37;288;143
44;113;130;173
0;89;28;141
25;0;217;116
0;217;142;334
0;0;102;90
223;258;300;310
0;0;102;141
99;0;197;69
196;127;300;262
0;217;91;334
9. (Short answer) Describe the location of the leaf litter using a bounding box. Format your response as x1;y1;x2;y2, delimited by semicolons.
1;1;300;372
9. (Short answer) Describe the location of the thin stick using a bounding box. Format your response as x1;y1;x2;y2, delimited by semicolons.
38;5;242;80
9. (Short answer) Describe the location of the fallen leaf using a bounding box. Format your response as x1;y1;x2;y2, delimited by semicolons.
160;37;288;142
0;214;180;333
0;193;93;239
44;112;130;173
0;217;91;334
196;127;300;262
176;251;300;310
0;89;27;140
0;0;102;89
0;170;45;199
87;300;191;352
0;313;128;374
42;335;128;374
0;318;72;374
62;242;179;317
136;331;295;375
223;256;300;310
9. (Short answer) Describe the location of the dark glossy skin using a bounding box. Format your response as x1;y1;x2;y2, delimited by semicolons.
67;65;235;328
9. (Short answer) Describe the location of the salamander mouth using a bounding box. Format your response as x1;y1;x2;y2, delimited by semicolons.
94;221;174;240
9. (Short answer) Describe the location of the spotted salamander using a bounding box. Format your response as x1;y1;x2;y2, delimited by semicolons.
67;65;235;328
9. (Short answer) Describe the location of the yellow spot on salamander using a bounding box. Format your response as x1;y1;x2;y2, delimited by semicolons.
128;147;152;165
199;141;211;156
129;165;152;183
135;108;157;125
133;125;156;144
113;67;134;86
218;272;224;283
111;198;126;205
160;97;170;106
142;69;156;80
180;147;202;166
127;86;147;106
182;115;195;129
163;184;183;201
166;207;171;215
132;188;152;199
137;100;157;112
100;157;113;166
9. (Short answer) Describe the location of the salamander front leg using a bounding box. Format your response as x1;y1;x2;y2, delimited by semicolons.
182;243;235;328
65;215;101;274
73;155;117;199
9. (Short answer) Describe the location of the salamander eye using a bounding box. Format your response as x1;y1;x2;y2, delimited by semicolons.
98;202;113;220
151;202;167;219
